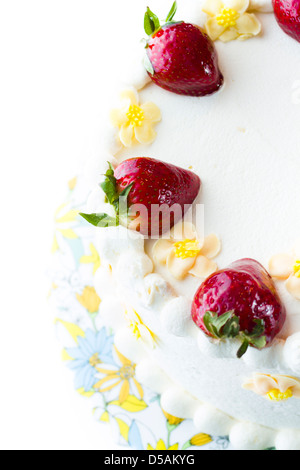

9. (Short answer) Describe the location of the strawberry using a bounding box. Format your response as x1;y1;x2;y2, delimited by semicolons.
273;0;300;43
192;259;286;358
143;2;224;97
80;157;201;237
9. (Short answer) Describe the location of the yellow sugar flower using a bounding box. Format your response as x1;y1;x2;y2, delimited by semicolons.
269;240;300;300
110;88;161;148
94;347;143;404
152;222;221;281
76;286;101;314
243;373;300;401
203;0;261;42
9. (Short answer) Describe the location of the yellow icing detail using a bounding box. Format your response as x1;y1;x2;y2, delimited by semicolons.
293;260;300;278
266;388;293;402
126;105;145;128
216;8;240;28
173;239;201;259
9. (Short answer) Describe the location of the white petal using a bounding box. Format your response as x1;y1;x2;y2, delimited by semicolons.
201;234;221;259
152;239;174;264
285;275;300;301
119;123;134;147
268;254;294;280
141;102;162;123
223;0;250;14
167;251;196;280
189;256;218;279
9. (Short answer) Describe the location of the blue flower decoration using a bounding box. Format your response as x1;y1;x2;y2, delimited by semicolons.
67;328;115;392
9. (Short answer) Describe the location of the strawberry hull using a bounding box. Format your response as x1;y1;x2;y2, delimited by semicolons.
192;259;286;351
146;23;224;97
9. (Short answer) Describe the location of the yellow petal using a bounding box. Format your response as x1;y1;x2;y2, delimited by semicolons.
156;439;167;450
201;234;221;259
134;122;156;145
202;0;224;16
219;28;239;42
268;254;294;280
189;255;218;278
119;122;134;147
224;0;250;14
120;88;139;106
152;239;174;264
119;380;130;404
235;13;261;36
205;18;226;41
285;274;300;301
141;102;162;123
115;418;130;441
109;395;148;412
114;346;132;367
167;250;196;280
110;107;128;128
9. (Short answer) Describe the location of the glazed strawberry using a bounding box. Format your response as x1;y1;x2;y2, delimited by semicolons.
143;3;224;97
273;0;300;43
80;158;201;237
192;259;286;358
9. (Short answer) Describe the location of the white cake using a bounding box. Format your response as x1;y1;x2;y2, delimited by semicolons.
82;0;300;450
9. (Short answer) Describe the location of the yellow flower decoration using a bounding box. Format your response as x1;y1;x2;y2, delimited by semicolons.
110;88;161;148
147;439;179;451
94;347;144;404
268;240;300;300
125;308;157;348
203;0;261;42
152;222;221;281
76;286;101;314
243;373;300;401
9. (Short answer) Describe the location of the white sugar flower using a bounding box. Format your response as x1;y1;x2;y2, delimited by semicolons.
203;0;261;42
110;88;161;148
152;222;221;281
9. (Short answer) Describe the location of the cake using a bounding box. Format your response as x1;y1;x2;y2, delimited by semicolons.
76;0;300;450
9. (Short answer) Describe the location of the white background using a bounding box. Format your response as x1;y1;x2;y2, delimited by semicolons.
0;0;151;450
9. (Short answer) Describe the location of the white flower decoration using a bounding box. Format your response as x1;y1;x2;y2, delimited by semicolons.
152;222;221;281
203;0;262;42
110;88;161;148
243;373;300;401
269;240;300;300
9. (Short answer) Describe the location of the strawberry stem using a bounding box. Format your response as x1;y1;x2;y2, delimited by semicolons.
79;162;133;230
203;310;266;358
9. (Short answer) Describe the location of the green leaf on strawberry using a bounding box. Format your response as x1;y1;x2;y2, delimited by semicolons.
144;7;161;36
203;310;266;358
79;162;133;229
165;1;178;23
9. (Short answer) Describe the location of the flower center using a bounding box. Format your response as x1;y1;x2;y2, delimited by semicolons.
266;388;293;402
119;364;135;381
126;105;145;127
173;239;201;259
216;8;240;28
89;353;101;367
294;260;300;278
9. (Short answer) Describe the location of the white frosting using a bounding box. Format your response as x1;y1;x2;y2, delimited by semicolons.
83;0;300;450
